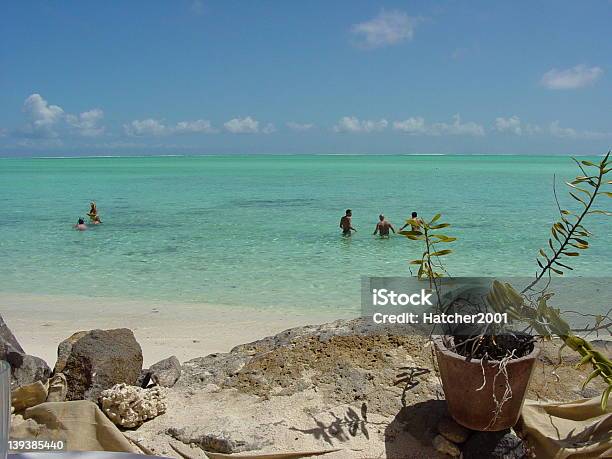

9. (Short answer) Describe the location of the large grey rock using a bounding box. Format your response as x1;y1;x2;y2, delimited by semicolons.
0;313;25;358
149;356;181;387
6;352;51;390
54;328;143;401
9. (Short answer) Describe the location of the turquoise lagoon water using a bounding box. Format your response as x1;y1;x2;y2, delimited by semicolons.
0;155;610;312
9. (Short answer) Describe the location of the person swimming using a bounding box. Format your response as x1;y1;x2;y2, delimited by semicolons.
400;211;424;232
74;218;87;231
373;214;395;237
339;209;357;236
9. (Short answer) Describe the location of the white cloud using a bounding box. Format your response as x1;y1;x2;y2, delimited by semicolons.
124;118;217;136
66;109;105;137
393;115;485;136
333;116;388;133
541;65;603;90
392;117;427;134
124;119;167;136
224;116;259;134
549;121;611;140
494;116;522;135
22;94;64;137
351;10;418;49
435;115;485;136
493;116;544;136
174;119;216;134
286;122;314;131
16;94;106;140
493;117;610;139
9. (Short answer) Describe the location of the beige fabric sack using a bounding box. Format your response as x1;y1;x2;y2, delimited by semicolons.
519;397;611;458
22;400;137;452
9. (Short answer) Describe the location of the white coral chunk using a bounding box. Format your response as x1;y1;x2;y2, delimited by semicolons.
99;383;167;428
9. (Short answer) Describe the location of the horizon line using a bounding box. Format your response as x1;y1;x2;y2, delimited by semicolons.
0;152;607;160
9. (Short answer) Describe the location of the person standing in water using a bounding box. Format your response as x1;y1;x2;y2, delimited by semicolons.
400;211;424;232
339;209;357;236
373;214;395;237
87;201;102;224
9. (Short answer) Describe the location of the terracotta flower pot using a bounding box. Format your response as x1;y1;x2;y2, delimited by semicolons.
434;338;539;431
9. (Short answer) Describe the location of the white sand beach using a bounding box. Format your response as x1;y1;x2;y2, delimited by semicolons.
0;293;349;367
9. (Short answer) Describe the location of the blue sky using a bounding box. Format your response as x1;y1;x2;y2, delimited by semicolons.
1;0;611;156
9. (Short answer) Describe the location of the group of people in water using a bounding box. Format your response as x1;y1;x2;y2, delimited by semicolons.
75;203;418;236
339;209;423;238
74;202;102;231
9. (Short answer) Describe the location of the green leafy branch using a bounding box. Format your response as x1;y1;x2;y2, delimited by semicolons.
399;214;456;286
522;151;611;293
488;152;612;409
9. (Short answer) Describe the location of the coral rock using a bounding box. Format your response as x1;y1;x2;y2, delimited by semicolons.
99;383;167;428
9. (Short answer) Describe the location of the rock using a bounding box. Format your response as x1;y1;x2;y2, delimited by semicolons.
438;417;471;443
0;313;24;358
136;369;152;388
462;430;528;459
149;356;181;387
46;373;68;402
7;352;51;390
167;426;264;454
54;328;143;400
432;434;461;457
11;380;48;412
99;383;167;428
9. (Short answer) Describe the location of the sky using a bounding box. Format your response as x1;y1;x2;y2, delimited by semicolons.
1;0;611;156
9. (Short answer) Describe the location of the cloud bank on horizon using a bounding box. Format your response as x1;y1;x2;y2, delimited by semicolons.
0;1;610;155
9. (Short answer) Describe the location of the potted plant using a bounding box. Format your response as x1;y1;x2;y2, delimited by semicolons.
400;152;612;431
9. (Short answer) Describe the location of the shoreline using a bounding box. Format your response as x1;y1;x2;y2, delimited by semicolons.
0;292;351;367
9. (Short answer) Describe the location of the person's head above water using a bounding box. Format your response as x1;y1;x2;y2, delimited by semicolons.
78;218;84;224
411;211;418;218
379;214;385;221
346;209;352;216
